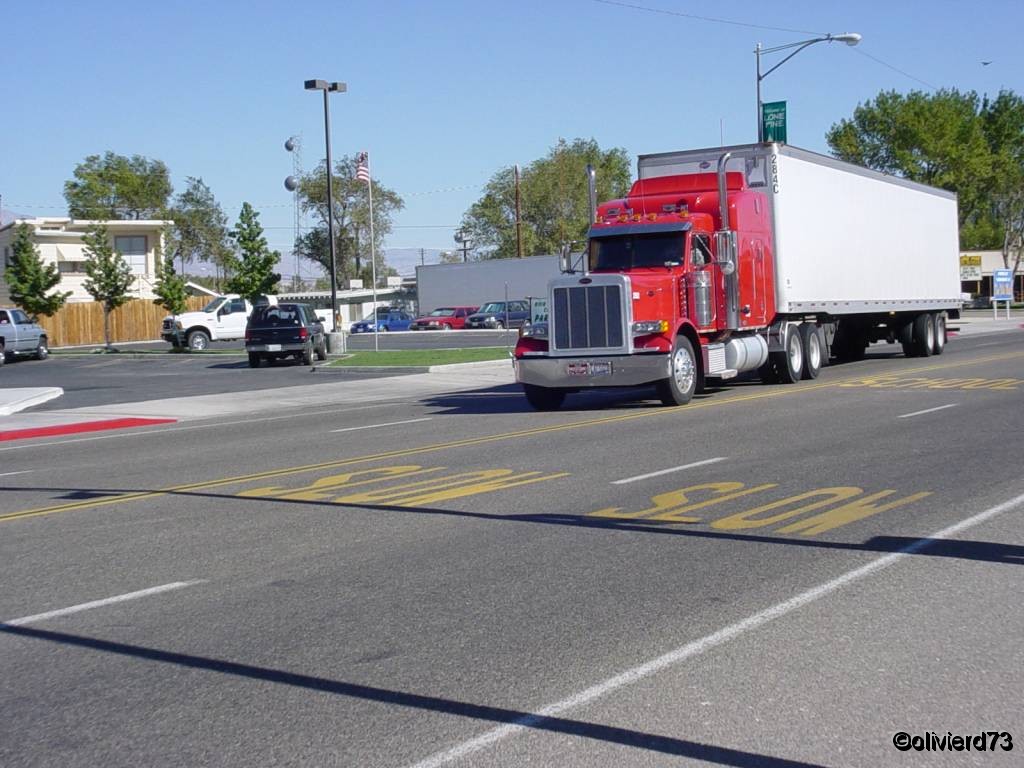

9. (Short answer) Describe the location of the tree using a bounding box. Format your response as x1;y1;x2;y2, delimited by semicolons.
82;224;134;349
459;138;632;259
224;202;280;300
827;88;1024;278
164;177;232;275
64;152;173;220
152;250;189;318
294;155;404;284
4;223;71;317
980;91;1024;279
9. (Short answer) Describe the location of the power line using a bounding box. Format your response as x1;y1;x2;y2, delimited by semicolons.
589;0;826;35
591;0;940;91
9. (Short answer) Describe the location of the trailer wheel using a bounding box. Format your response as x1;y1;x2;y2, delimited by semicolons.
799;324;821;380
899;319;915;357
773;325;803;384
912;313;934;358
656;336;697;406
931;313;946;355
523;384;565;411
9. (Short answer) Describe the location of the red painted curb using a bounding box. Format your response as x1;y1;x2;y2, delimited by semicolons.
0;417;177;442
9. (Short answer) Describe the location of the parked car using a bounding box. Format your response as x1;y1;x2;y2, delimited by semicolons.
465;300;530;329
350;309;414;333
409;306;479;331
245;302;327;367
0;308;48;364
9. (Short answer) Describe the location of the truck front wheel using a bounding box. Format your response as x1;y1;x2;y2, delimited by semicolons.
523;384;565;411
656;336;698;406
187;330;210;351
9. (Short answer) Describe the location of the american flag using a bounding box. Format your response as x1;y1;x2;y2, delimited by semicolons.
356;152;370;183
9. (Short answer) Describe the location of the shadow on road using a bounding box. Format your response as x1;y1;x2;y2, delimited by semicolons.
0;622;829;768
5;483;1023;567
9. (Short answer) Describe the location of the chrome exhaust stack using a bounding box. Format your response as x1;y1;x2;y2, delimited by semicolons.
715;152;740;330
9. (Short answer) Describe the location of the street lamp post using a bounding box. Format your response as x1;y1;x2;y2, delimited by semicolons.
756;33;861;142
304;79;346;330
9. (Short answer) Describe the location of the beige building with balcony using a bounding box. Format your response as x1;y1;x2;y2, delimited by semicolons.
0;217;171;304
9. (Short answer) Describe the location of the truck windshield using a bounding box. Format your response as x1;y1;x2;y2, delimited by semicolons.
202;298;224;313
589;233;685;270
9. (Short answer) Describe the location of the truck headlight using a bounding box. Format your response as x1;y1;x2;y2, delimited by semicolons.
175;320;183;330
632;320;669;336
520;322;548;339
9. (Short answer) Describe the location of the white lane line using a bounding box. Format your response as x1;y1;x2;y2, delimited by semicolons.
0;470;35;477
406;490;1024;768
612;457;727;485
330;417;432;433
0;402;398;453
2;581;205;627
898;403;958;419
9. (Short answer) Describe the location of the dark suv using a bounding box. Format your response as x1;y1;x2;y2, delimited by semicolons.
245;303;327;367
465;300;530;329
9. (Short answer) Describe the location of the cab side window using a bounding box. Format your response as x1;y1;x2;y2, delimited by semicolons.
12;310;29;324
229;299;247;314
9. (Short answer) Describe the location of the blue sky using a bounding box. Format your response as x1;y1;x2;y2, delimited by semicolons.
2;0;1021;277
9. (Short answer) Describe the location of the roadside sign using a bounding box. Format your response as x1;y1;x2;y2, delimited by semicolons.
959;254;982;281
761;101;787;143
993;268;1013;301
529;297;548;325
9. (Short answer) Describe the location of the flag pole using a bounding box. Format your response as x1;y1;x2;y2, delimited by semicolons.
365;152;378;353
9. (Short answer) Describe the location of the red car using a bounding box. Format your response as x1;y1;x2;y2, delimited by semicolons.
409;306;479;331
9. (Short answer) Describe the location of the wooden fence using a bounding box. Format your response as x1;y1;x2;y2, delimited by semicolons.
38;296;209;348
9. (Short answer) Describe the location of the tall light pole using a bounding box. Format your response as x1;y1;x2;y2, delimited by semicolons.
304;79;346;329
756;32;861;142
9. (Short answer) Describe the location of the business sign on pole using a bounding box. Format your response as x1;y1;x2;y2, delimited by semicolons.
993;268;1013;301
959;254;982;281
530;296;548;325
761;101;787;143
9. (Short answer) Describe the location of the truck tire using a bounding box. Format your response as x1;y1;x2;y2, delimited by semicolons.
315;336;327;361
187;329;210;351
932;313;946;355
799;324;821;380
898;319;915;357
912;313;934;358
773;325;803;384
248;353;262;368
35;336;49;361
0;341;5;366
656;336;698;406
523;383;565;411
301;341;313;366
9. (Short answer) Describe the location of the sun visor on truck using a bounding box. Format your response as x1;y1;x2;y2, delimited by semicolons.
588;221;692;238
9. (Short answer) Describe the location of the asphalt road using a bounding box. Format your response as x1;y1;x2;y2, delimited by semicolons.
2;332;1023;767
1;353;396;411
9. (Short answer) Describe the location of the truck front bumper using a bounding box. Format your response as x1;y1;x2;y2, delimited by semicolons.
515;354;670;388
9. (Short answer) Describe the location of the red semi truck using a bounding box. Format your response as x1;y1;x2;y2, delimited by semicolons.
513;143;962;410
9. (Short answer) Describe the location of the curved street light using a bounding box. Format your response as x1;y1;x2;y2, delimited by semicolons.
756;32;861;142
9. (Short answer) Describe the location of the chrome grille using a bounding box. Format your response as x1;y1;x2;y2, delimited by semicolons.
552;284;624;351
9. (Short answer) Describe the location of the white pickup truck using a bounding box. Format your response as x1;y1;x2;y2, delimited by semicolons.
162;295;267;351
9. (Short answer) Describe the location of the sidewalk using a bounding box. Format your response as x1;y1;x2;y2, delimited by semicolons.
0;360;517;441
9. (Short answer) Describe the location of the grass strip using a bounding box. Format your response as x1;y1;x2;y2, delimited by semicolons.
328;347;510;367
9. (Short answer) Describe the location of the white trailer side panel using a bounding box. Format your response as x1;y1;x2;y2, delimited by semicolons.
771;148;961;313
415;256;560;314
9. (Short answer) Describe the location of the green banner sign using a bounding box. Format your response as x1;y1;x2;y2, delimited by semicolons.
762;101;787;143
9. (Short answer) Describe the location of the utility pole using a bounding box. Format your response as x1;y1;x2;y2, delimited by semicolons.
514;164;523;258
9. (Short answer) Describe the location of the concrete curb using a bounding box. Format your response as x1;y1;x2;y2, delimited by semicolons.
0;388;64;416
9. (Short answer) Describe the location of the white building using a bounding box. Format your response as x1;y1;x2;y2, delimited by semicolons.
0;217;171;304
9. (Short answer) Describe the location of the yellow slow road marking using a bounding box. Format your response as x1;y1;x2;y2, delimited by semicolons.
3;349;1022;524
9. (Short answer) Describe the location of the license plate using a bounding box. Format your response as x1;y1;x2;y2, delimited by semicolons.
566;361;612;377
266;344;281;352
